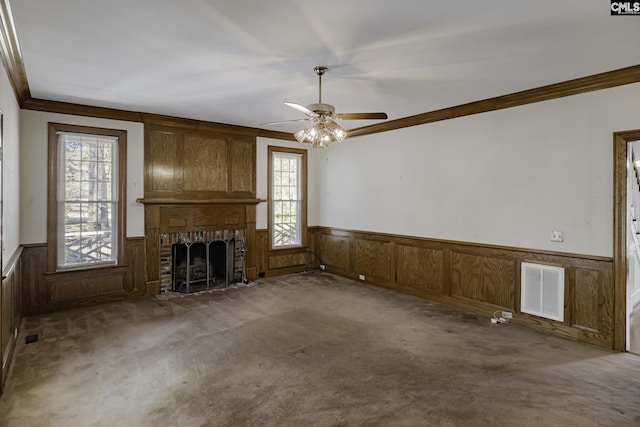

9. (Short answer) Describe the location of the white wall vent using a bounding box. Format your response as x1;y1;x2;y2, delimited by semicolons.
521;262;565;322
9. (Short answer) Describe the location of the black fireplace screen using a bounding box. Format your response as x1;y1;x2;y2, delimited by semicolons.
172;239;234;293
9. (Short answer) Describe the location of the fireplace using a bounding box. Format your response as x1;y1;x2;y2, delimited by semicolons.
139;201;259;296
159;229;245;294
172;239;234;293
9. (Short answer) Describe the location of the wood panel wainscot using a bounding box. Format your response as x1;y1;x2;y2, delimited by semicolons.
268;252;309;271
254;229;317;278
395;244;446;295
354;237;394;286
46;267;128;303
572;266;614;346
450;251;515;308
319;231;352;274
2;247;23;393
315;227;615;349
19;238;146;315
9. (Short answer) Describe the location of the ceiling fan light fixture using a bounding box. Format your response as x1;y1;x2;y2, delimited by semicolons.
325;120;347;141
294;119;346;148
294;127;312;143
275;66;385;146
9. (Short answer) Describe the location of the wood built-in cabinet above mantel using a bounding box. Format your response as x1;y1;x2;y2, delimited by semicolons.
144;120;257;201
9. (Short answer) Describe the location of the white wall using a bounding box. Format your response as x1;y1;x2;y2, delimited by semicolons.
256;137;311;230
0;65;21;268
19;110;144;244
17;83;640;257
312;83;640;258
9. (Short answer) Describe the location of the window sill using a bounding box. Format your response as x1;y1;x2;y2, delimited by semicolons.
268;245;309;253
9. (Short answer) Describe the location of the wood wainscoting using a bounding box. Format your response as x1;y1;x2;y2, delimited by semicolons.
19;237;145;316
255;228;321;278
315;227;615;349
1;247;22;393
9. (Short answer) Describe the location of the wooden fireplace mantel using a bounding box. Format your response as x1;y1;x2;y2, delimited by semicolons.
141;200;261;296
137;198;266;205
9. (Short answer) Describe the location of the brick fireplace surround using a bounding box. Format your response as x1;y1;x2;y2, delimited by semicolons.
137;200;261;296
159;229;243;293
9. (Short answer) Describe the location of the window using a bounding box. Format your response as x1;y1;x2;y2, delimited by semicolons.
269;146;307;248
48;123;126;271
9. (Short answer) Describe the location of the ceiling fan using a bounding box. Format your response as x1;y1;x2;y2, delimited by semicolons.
263;66;388;147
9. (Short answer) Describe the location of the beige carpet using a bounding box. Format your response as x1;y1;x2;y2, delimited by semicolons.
1;272;640;426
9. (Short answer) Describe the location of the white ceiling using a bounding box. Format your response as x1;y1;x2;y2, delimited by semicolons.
10;1;640;134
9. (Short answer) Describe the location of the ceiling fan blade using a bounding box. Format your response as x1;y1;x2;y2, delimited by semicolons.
285;102;318;117
335;112;388;120
260;118;311;126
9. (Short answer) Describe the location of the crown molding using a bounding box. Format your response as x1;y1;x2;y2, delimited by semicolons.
348;64;640;138
256;128;296;141
22;97;295;141
141;112;295;140
9;0;637;146
23;97;144;122
0;0;29;105
19;62;640;143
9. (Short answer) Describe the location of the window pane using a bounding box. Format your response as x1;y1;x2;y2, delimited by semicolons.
80;181;93;201
66;142;82;161
81;142;96;161
65;177;81;200
58;132;118;269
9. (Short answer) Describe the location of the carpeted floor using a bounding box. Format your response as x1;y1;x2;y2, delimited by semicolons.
1;272;640;426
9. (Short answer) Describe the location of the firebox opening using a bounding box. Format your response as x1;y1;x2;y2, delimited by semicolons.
172;239;235;294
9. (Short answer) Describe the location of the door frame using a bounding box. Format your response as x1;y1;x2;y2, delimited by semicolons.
613;129;640;351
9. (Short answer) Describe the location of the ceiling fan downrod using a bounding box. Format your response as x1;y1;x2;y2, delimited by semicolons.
314;66;328;103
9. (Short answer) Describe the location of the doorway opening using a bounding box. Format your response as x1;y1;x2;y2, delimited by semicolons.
627;140;640;354
614;130;640;354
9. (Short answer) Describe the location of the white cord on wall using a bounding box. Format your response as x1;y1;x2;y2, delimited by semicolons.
491;310;510;324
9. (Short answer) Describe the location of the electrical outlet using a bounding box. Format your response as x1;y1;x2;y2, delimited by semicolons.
551;230;564;242
320;264;326;271
358;274;365;281
501;311;513;319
